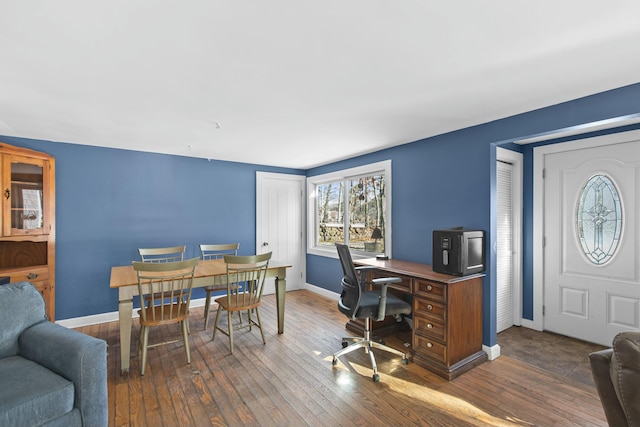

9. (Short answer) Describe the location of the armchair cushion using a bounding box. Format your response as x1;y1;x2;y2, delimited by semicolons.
0;282;47;359
19;321;108;427
0;282;107;427
610;332;640;425
0;356;75;426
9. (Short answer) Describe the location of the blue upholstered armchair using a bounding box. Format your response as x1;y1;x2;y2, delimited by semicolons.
0;282;108;427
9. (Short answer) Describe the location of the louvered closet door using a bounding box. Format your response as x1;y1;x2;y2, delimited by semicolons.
497;160;514;333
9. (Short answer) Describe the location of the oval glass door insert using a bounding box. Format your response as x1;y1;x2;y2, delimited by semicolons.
576;174;623;265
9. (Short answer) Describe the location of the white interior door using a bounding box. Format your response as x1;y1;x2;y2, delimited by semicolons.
497;160;514;333
496;148;523;333
256;172;305;294
543;135;640;345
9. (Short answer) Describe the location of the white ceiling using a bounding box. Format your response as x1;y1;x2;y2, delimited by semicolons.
2;1;640;169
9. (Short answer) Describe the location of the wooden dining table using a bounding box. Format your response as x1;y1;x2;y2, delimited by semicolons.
110;258;291;373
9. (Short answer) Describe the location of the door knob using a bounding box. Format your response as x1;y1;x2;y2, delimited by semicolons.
262;242;269;247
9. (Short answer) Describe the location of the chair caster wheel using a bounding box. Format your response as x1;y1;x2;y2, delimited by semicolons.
332;358;338;366
342;342;348;348
372;374;380;382
402;357;409;365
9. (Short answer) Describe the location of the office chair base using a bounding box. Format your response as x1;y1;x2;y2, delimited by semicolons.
332;336;408;382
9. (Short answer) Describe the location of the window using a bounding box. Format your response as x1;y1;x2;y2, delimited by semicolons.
307;160;391;258
576;173;623;265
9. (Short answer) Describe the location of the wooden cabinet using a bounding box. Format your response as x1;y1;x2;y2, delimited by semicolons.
411;276;485;380
355;258;487;380
0;143;55;320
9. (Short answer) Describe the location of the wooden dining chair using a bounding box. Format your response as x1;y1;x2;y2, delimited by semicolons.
133;257;199;375
138;245;186;263
199;243;240;329
212;252;272;354
139;245;188;309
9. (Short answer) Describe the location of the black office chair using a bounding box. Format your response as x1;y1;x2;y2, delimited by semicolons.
332;243;412;382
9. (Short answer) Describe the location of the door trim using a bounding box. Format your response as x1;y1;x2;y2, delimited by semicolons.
496;147;523;328
533;128;640;331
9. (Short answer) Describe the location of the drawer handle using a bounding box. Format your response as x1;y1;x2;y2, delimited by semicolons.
427;342;433;348
427;304;433;310
427;323;433;329
27;273;39;280
427;285;432;291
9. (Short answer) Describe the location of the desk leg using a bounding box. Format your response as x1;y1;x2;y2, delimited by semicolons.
119;298;133;374
275;276;286;334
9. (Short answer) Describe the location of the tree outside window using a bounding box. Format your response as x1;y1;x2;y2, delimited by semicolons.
308;161;391;257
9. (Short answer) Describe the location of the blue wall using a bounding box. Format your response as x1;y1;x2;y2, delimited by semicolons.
3;82;640;350
0;137;303;319
306;82;640;348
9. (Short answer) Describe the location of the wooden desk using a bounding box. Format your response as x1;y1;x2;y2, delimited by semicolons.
355;258;486;380
110;258;291;373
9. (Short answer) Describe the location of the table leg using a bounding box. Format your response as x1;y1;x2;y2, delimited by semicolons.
275;275;286;334
119;298;133;374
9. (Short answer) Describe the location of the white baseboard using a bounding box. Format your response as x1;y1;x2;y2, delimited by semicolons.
302;282;340;300
482;322;544;360
56;311;122;329
55;297;208;329
483;344;501;360
57;286;331;329
56;287;331;329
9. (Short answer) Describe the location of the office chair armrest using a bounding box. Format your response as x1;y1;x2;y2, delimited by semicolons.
371;277;402;321
371;277;402;286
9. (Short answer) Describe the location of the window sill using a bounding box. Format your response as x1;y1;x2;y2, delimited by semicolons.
307;246;384;260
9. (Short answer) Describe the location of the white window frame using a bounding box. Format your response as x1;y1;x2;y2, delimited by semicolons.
307;160;392;259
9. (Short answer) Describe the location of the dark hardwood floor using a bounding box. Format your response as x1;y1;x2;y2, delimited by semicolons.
497;325;606;388
78;290;608;427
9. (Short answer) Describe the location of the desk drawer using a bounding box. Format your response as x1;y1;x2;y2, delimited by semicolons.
414;297;446;322
414;315;446;342
414;334;447;364
414;279;446;302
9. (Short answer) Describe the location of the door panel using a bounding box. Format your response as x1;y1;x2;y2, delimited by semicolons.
256;172;305;293
543;138;640;345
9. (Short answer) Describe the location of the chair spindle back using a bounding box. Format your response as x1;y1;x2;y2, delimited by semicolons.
133;257;198;323
223;253;271;308
199;243;239;261
138;245;186;264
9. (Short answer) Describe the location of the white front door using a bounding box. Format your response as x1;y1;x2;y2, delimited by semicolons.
256;172;305;294
542;132;640;345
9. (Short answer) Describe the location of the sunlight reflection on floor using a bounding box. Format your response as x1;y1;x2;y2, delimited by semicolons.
328;356;532;427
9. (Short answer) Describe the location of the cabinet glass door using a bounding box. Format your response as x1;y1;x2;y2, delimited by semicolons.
4;156;48;235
